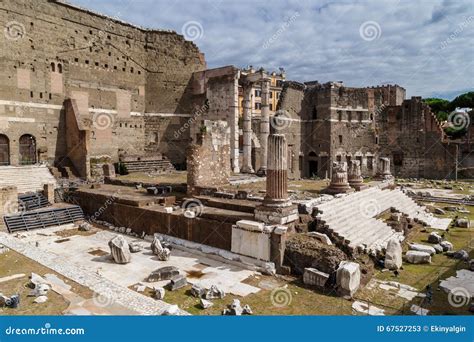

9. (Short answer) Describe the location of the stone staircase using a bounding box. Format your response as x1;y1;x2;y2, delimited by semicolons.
121;159;175;173
314;187;451;255
0;165;57;194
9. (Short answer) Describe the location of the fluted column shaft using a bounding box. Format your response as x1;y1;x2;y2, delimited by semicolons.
259;79;271;174
266;134;288;201
241;86;254;173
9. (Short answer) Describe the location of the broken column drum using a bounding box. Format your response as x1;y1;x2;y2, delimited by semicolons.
326;162;353;194
348;160;365;190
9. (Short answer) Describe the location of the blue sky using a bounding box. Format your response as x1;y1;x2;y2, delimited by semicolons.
70;0;473;100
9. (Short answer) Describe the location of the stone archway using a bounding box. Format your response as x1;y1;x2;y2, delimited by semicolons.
0;134;10;166
19;134;37;165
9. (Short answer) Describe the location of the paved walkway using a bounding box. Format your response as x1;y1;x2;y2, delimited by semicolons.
0;232;186;315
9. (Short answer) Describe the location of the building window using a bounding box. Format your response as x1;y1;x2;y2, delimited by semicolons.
347;111;352;122
269;104;273;111
312;107;318;120
337;111;342;121
58;64;62;74
370;113;374;121
338;135;343;144
277;92;280;99
270;91;273;99
50;62;55;72
255;89;261;97
336;155;342;162
255;102;261;110
358;112;363;122
346;156;351;164
375;136;379;144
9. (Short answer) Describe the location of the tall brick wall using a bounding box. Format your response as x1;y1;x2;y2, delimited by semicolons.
377;97;457;178
0;0;205;167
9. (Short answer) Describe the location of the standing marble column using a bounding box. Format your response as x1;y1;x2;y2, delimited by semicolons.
265;134;288;203
241;85;254;173
230;74;240;173
255;133;298;225
258;78;271;175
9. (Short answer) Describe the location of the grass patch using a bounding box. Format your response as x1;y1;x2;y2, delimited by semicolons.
0;250;94;315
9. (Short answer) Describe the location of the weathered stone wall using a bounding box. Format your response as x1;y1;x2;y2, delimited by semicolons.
377;97;457;178
72;190;232;250
0;0;205;167
187;120;231;195
276;82;304;179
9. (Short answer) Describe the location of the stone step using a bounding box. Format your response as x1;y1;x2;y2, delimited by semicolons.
0;165;57;194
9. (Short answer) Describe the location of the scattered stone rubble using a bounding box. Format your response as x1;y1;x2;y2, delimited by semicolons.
336;261;360;297
205;285;226;300
384;238;402;270
405;251;431;264
147;266;180;282
222;299;252;315
78;222;92;231
151;237;171;261
108;235;131;264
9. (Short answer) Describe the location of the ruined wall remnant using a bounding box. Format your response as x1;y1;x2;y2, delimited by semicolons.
0;0;206;168
187;120;231;195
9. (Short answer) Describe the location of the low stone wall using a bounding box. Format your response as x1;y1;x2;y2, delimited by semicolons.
71;190;232;251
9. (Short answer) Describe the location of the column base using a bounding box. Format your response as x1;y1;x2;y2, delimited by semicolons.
240;165;255;174
348;179;368;191
256;168;266;177
255;203;298;225
323;183;354;195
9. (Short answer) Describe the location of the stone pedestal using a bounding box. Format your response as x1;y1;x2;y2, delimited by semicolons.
376;157;393;180
255;134;298;224
43;183;55;204
336;261;361;297
348;160;366;191
325;162;354;194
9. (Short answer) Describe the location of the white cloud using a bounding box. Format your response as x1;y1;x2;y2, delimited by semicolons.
71;0;473;99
